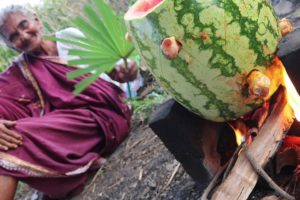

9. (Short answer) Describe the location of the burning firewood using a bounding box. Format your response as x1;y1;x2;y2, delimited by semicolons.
201;86;296;200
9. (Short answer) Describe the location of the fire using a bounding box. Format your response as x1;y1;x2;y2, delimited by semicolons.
230;57;300;146
264;57;300;121
234;128;245;145
229;120;247;145
283;69;300;121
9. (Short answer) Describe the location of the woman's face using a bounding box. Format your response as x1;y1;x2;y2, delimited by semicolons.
2;12;42;53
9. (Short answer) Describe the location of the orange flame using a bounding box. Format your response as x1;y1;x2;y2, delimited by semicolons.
230;57;300;145
265;57;300;121
229;120;246;146
283;69;300;121
229;57;300;146
234;128;245;145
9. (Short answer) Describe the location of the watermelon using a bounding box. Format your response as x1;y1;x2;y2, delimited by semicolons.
124;0;282;122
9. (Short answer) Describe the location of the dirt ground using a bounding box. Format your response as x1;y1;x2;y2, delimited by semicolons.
14;101;204;200
73;126;202;200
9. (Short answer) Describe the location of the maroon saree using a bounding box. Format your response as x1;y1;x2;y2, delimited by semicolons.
0;54;131;198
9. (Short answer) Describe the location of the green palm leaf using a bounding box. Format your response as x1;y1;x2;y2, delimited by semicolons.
82;5;121;55
73;69;102;94
67;62;112;79
94;0;129;55
46;0;136;94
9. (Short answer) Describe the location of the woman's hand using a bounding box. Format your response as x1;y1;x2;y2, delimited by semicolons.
109;59;138;83
0;120;22;151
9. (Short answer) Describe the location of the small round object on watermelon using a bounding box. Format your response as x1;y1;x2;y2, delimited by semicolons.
161;36;182;59
246;70;271;98
279;18;293;37
125;0;283;122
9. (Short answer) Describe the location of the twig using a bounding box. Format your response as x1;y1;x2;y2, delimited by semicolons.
165;163;181;187
260;195;281;200
121;192;126;200
92;183;96;193
222;143;244;181
97;192;110;199
201;163;228;200
90;166;104;184
127;139;143;150
139;168;143;181
243;143;295;200
107;177;124;189
85;165;104;193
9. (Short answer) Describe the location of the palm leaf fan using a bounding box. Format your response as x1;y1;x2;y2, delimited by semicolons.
45;0;136;94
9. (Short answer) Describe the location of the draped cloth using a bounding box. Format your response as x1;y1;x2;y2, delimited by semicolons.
0;53;131;198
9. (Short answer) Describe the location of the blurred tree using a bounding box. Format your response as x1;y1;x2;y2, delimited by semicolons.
0;46;17;71
34;0;92;33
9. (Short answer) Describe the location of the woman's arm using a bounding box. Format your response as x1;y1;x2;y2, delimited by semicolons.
0;120;22;151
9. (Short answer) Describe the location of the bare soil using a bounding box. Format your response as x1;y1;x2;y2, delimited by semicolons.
73;125;202;200
15;103;204;200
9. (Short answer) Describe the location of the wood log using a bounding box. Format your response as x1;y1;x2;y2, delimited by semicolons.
211;87;295;200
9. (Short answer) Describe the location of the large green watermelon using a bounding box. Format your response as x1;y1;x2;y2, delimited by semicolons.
124;0;282;122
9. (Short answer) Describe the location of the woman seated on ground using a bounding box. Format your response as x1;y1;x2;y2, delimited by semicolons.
0;5;137;200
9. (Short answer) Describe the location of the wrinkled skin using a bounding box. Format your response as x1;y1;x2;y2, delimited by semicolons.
2;12;45;53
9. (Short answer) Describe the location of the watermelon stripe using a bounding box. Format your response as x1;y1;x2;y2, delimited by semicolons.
170;57;236;120
125;0;281;122
176;2;242;77
134;3;237;120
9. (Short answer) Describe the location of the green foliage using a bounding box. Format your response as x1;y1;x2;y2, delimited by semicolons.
127;0;137;6
130;91;169;121
107;0;132;14
34;0;92;33
0;44;17;71
47;0;137;94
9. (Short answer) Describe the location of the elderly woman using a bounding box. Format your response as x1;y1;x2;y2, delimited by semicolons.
0;5;137;200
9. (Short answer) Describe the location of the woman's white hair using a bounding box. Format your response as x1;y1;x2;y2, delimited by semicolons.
0;5;35;44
